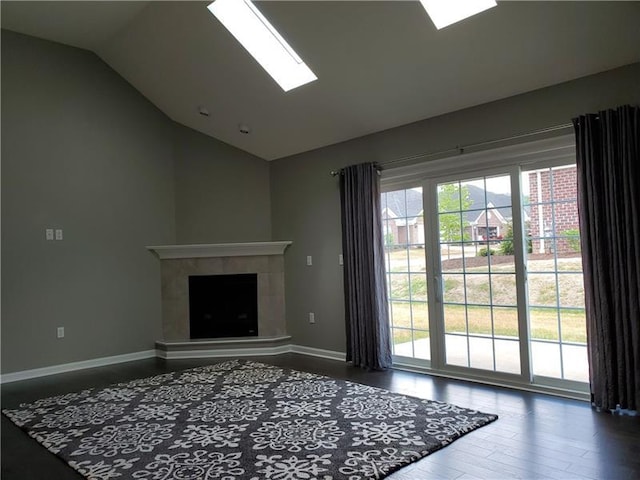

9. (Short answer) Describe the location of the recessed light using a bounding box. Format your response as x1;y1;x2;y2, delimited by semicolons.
208;0;317;92
419;0;497;30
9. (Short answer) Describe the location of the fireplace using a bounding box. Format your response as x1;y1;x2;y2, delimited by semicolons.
147;242;291;342
188;274;258;339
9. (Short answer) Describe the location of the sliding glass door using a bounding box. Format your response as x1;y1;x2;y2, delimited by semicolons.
382;158;588;392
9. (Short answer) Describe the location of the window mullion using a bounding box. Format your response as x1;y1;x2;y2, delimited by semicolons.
425;178;444;369
510;165;533;382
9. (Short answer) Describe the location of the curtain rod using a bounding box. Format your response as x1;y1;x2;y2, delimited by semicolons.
330;122;573;176
330;166;383;177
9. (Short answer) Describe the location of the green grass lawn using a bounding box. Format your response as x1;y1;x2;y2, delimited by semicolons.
385;249;587;345
389;302;586;344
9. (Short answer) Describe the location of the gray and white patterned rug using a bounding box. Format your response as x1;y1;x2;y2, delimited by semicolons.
3;359;497;479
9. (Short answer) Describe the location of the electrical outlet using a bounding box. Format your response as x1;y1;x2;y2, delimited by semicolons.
306;255;312;266
46;228;54;241
309;312;315;324
55;229;63;241
339;254;343;265
57;327;65;338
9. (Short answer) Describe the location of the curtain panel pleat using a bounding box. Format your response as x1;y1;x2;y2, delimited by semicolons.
340;163;392;370
573;105;640;411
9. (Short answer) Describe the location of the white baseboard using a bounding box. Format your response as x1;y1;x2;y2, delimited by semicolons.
0;350;157;384
157;344;292;360
1;344;347;383
290;344;346;362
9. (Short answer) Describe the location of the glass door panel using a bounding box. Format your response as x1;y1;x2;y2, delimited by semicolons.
382;187;430;361
522;166;588;383
438;175;521;375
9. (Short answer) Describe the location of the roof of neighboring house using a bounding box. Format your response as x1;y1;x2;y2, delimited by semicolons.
382;189;423;218
383;185;530;225
466;185;512;221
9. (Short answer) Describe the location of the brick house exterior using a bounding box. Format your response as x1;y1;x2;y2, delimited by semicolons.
528;165;579;255
383;170;580;254
382;212;424;246
382;189;425;246
469;203;509;242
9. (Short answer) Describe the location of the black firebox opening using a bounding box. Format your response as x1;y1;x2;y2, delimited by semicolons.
188;273;258;339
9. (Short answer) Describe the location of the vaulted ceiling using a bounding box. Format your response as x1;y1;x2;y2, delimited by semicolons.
2;1;639;160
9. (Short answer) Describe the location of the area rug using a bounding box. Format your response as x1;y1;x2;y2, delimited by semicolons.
3;360;497;479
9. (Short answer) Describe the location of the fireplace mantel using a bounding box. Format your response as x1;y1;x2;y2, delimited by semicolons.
146;241;292;259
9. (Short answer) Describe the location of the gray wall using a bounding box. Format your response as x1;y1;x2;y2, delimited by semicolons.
270;62;640;354
1;31;176;373
173;124;271;244
1;31;274;375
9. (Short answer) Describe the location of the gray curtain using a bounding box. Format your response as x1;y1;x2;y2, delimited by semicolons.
573;105;640;411
339;163;392;370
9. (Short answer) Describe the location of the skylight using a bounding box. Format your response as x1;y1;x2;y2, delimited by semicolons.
419;0;497;30
207;0;317;92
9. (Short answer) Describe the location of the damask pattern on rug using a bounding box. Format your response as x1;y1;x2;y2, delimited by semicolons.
3;360;497;479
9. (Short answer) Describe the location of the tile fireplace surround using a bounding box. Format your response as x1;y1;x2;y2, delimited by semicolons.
147;242;291;342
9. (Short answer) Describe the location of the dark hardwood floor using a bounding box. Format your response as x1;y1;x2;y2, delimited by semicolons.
2;354;639;479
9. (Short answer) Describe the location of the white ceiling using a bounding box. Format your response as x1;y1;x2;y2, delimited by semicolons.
2;1;640;160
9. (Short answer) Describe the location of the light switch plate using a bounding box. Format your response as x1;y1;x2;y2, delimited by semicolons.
55;229;63;240
46;229;54;241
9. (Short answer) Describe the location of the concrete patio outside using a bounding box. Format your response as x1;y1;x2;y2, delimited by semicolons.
393;335;588;383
